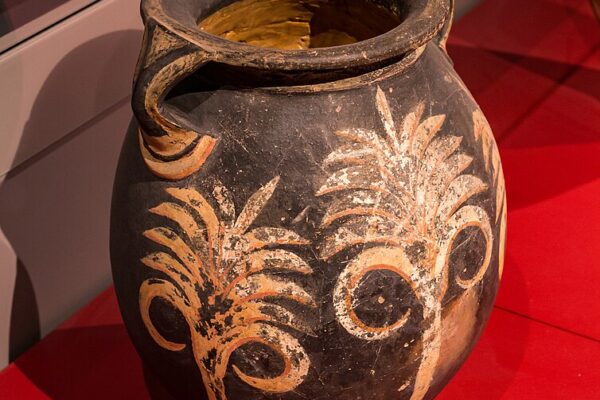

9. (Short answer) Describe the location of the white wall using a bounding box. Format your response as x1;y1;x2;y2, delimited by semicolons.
0;0;143;368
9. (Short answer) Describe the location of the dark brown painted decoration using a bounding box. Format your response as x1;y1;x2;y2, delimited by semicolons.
110;0;506;399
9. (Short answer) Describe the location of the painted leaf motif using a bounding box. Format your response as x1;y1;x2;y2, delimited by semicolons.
318;86;495;400
139;177;315;400
472;109;507;277
473;109;506;222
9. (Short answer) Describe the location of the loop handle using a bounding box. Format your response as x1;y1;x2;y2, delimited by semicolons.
132;19;217;180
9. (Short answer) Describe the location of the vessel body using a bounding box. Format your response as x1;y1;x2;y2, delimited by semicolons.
110;1;506;399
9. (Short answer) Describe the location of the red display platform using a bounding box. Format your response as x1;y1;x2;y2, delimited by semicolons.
1;0;599;398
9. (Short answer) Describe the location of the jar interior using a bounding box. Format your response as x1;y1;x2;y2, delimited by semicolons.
198;0;404;50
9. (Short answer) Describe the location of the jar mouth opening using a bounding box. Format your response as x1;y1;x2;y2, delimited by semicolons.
142;0;450;71
198;0;406;51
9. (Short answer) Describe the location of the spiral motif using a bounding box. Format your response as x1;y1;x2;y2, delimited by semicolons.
435;205;493;292
333;247;419;341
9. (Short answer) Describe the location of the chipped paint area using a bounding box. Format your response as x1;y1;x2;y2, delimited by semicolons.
144;25;188;68
133;23;218;181
473;109;506;278
317;87;497;399
139;177;314;400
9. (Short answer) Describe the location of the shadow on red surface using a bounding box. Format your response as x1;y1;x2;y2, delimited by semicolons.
13;324;150;400
447;41;600;211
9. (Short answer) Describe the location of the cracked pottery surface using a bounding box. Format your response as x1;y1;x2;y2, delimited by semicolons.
110;0;506;399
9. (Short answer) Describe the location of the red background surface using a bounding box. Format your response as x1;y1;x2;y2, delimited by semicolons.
1;0;599;398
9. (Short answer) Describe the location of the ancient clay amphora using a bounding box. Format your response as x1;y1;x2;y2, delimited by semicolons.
110;0;507;398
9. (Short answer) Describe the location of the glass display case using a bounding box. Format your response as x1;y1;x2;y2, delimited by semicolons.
0;0;97;53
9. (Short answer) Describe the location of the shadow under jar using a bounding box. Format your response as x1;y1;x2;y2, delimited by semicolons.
110;0;507;399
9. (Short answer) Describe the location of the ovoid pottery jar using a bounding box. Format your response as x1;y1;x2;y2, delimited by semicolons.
110;0;507;399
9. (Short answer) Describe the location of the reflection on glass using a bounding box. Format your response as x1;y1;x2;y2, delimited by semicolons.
0;0;97;53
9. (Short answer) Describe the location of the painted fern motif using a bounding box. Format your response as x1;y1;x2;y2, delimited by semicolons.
473;109;507;276
317;87;493;399
140;176;315;400
472;109;506;223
